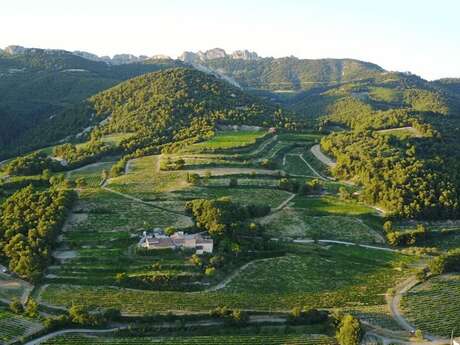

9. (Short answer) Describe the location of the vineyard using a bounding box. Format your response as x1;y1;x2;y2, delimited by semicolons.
0;307;43;343
262;209;382;244
39;245;415;316
400;274;460;337
41;333;337;345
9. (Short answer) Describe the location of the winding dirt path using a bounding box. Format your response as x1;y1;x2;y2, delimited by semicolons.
310;144;336;168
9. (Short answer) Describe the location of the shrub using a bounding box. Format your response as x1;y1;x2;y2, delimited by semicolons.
336;314;363;345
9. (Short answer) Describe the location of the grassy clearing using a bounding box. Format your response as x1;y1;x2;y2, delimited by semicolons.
401;274;460;337
187;131;267;152
39;245;415;315
67;161;115;188
369;87;403;104
41;333;337;345
101;133;134;147
292;196;375;216
0;306;42;343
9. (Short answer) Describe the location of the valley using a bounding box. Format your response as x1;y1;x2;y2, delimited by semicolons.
0;46;459;345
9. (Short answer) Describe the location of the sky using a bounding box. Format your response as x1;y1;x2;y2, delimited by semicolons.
1;0;458;80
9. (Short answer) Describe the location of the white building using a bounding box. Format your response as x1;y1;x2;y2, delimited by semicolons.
139;230;213;255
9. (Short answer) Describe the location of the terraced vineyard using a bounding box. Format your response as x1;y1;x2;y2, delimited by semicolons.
0;307;43;343
41;333;337;345
401;274;460;337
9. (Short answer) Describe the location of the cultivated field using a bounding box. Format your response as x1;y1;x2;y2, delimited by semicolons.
401;274;460;337
41;333;337;345
0;307;43;343
39;245;415;316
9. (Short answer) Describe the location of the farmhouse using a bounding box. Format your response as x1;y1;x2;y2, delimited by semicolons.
139;230;213;255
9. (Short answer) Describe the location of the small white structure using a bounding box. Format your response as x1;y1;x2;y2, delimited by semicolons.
139;230;213;255
0;264;8;273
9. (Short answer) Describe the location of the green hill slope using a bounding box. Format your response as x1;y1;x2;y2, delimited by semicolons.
20;67;291;158
193;56;384;91
0;48;182;156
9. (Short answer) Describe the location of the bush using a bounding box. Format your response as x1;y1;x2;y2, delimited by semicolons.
9;298;24;314
336;314;363;345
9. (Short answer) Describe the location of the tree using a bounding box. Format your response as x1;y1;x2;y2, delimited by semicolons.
190;254;202;267
25;298;39;318
339;186;352;200
68;304;93;325
383;220;393;233
9;298;24;314
336;314;363;345
165;226;176;236
205;266;216;277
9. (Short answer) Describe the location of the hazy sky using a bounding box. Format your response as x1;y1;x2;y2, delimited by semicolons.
1;0;458;80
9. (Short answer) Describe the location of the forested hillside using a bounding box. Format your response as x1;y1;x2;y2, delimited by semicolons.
87;67;294;152
304;72;460;219
187;55;384;91
0;48;183;158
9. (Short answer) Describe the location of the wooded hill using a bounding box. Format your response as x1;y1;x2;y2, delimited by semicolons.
0;48;183;157
195;56;385;91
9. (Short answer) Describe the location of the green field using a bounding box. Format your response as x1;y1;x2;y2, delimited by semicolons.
401;274;460;337
187;130;267;152
39;245;415;316
292;195;376;216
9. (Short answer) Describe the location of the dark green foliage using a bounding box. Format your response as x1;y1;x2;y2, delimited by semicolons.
3;152;59;176
0;185;76;281
288;307;329;325
52;140;113;167
321;131;459;219
279;178;299;193
90;68;291;153
209;306;249;325
386;225;429;246
429;249;460;275
185;197;249;237
9;298;23;314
